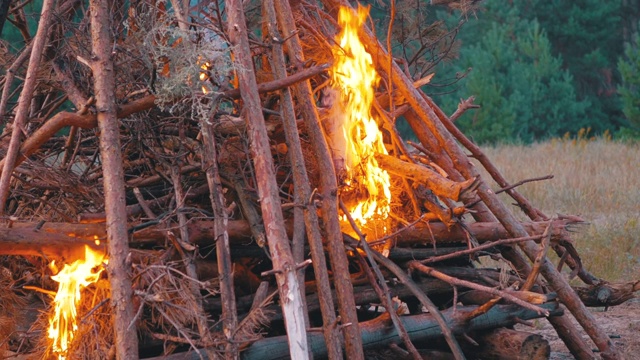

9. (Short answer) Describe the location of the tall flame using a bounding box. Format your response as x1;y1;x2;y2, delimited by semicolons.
48;245;106;359
331;5;391;225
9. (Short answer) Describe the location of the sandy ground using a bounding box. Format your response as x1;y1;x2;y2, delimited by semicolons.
517;298;640;359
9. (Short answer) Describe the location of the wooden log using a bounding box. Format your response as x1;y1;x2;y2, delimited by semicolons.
225;0;309;358
472;328;550;360
0;219;577;258
375;153;478;201
396;219;578;247
274;0;365;357
150;303;561;360
89;0;139;358
574;281;640;308
237;303;562;360
264;1;342;358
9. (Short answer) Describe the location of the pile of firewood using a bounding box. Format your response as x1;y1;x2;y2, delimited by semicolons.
0;0;638;359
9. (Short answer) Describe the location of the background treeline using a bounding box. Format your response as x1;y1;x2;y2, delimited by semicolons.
2;0;639;144
366;0;640;143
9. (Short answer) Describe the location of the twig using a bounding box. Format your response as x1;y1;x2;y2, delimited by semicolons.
421;234;546;264
408;262;550;316
449;96;480;123
466;175;554;208
522;221;553;291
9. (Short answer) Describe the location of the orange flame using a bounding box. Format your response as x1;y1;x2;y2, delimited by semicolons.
48;245;106;359
331;5;391;226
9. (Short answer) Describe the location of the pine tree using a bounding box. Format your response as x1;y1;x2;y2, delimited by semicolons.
618;28;640;130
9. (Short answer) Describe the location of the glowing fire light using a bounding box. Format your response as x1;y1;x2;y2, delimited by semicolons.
48;245;106;359
331;5;391;225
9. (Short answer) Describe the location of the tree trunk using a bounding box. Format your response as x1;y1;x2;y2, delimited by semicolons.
225;0;309;358
89;0;139;358
0;0;55;214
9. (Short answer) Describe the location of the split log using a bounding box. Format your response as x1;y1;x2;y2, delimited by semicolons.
472;328;550;360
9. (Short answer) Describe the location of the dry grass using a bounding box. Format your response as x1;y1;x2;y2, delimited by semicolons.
474;138;640;281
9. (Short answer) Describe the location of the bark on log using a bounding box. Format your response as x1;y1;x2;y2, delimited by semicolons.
264;1;342;358
0;219;576;257
0;0;55;213
473;328;550;360
375;153;477;201
225;0;309;358
238;303;561;360
574;281;640;308
202;110;238;358
274;1;364;358
89;0;139;358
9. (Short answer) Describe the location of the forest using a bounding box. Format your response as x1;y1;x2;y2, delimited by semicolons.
0;1;639;360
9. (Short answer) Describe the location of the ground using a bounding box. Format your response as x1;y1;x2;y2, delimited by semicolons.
518;298;640;359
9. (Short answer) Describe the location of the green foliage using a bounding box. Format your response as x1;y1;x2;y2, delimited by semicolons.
618;29;640;130
437;9;588;143
428;0;629;144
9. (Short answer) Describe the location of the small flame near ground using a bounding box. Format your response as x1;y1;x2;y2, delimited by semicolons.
48;245;106;359
331;5;392;226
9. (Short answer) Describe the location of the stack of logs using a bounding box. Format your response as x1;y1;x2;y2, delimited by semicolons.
1;0;638;359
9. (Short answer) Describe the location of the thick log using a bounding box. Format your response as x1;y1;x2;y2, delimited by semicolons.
238;303;562;360
472;328;550;360
225;0;309;358
0;219;576;257
274;1;365;358
375;153;477;201
396;219;578;247
574;281;640;308
89;0;139;358
264;1;342;358
0;226;103;260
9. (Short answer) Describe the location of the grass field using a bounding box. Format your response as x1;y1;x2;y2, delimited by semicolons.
474;138;640;281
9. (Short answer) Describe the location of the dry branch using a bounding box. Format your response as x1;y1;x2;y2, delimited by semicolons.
226;0;309;357
89;0;139;358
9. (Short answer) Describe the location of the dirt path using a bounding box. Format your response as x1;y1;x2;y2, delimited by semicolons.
517;298;640;359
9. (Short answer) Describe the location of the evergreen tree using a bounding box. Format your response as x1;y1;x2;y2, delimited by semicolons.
427;0;628;143
618;28;640;130
435;4;588;143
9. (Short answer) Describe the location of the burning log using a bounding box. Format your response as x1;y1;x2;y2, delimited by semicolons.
375;153;479;202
